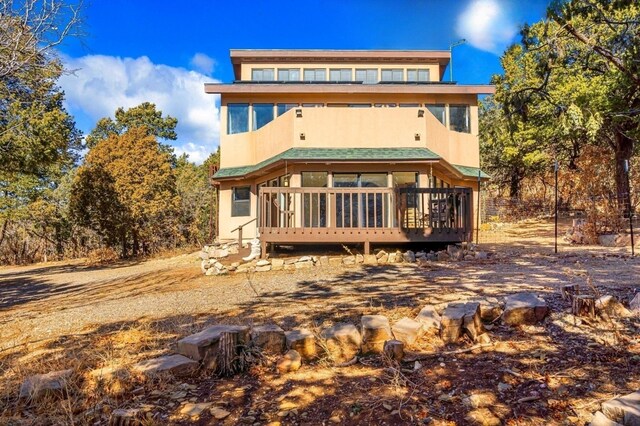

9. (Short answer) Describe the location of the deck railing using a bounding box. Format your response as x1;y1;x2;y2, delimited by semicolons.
258;187;472;237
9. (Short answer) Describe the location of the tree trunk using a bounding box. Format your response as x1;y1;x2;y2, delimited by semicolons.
0;219;8;248
613;129;633;217
132;230;139;257
121;230;127;258
509;172;521;199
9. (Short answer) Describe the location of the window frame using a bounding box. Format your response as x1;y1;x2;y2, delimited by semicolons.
329;68;352;81
231;186;251;217
407;69;430;82
449;104;471;133
303;68;326;82
277;68;300;81
251;68;274;81
355;68;378;84
227;103;249;135
381;68;404;82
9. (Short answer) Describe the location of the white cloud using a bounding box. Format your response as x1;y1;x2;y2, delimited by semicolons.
174;142;213;164
59;54;220;164
190;53;216;75
455;0;519;54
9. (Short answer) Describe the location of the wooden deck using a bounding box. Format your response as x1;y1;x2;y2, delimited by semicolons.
258;187;473;253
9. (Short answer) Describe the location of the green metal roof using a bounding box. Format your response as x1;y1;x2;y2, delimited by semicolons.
452;164;491;179
214;147;440;179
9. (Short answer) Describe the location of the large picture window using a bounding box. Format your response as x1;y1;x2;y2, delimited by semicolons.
329;68;352;81
251;68;274;81
426;104;446;125
231;186;251;217
449;105;470;133
381;69;403;82
355;69;378;84
227;103;249;134
407;69;430;82
252;104;274;130
277;68;300;81
303;68;326;81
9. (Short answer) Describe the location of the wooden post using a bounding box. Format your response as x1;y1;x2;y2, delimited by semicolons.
572;295;596;318
364;240;370;255
237;226;243;248
562;284;580;301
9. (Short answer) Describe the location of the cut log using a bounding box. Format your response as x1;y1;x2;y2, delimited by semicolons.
572;295;596;318
562;284;580;301
383;339;405;362
217;331;239;376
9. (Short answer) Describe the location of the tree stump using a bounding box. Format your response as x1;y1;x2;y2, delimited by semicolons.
572;295;596;318
383;340;404;362
562;284;580;301
217;331;239;376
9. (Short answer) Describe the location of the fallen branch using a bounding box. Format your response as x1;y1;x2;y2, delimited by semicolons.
405;343;494;362
517;395;541;403
335;356;358;368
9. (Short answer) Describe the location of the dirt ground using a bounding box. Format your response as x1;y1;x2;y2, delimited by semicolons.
1;219;639;425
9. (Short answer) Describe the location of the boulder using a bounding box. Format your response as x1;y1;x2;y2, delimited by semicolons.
502;293;548;325
256;259;270;267
376;250;388;260
377;253;389;264
436;251;450;261
328;257;343;267
133;354;197;377
601;391;640;425
211;248;229;259
318;256;329;266
355;254;364;264
363;254;378;265
199;250;210;260
277;350;302;373
383;340;405;362
251;324;286;354
19;369;73;400
295;260;314;270
177;325;250;368
590;411;623;426
387;252;397;263
414;305;441;331
360;315;392;354
342;256;356;266
441;302;483;343
271;258;285;271
320;323;362;363
391;317;424;345
403;251;416;263
285;329;318;360
596;295;631;317
470;297;504;323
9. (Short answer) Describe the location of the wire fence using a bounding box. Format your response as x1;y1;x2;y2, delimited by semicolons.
477;191;639;255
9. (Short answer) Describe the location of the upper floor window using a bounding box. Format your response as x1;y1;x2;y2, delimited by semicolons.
381;69;403;82
374;103;397;108
407;69;430;82
277;103;298;116
301;103;324;107
329;68;352;81
227;103;249;134
252;104;274;130
426;104;446;125
303;68;326;81
449;104;470;133
355;69;378;84
251;68;274;81
277;68;300;81
399;103;420;108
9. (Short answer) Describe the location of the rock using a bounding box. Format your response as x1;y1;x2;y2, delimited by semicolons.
133;355;197;377
256;259;270;267
19;369;73;400
363;254;378;265
441;302;483;343
502;293;548;325
210;407;231;420
476;333;491;344
180;402;213;418
403;250;416;263
463;392;497;409
631;293;640;313
596;295;631;317
342;256;356;266
271;258;285;271
387;252;397;263
377;253;389;264
285;329;318;360
211;248;229;259
601;391;640;425
599;234;618;247
200;250;210;260
465;408;501;426
497;382;511;392
360;315;392;354
391;317;424;345
277;350;302;373
255;264;272;272
320;323;362;363
415;305;441;331
475;251;488;260
201;260;209;274
177;325;250;368
383;340;404;362
251;324;286;354
436;251;450;261
298;256;313;262
355;254;364;264
328;257;342;267
318;256;329;266
447;245;464;261
590;411;623;426
376;250;388;260
295;261;313;270
470;297;504;323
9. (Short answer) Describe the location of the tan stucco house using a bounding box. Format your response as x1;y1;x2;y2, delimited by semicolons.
206;49;493;254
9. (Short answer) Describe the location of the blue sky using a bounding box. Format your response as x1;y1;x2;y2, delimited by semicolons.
58;0;549;163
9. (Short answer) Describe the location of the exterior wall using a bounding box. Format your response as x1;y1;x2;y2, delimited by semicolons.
219;93;479;169
239;62;440;82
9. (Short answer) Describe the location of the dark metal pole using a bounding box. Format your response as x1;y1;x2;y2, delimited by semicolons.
555;160;558;254
476;170;481;245
625;160;634;257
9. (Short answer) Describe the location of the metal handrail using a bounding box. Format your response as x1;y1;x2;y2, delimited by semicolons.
230;217;257;247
